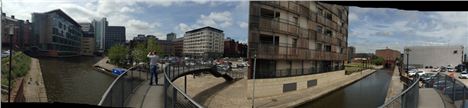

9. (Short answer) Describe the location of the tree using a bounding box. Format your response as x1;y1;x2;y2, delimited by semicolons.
132;43;148;64
107;44;129;66
146;37;163;56
372;56;385;65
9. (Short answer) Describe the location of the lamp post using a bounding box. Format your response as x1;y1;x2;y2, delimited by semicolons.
404;48;411;74
8;24;14;103
251;50;257;108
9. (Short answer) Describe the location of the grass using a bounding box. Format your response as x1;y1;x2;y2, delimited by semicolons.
1;52;32;89
345;63;376;75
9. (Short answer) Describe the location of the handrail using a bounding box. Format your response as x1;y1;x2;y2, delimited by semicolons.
378;74;421;108
163;64;204;108
97;64;144;106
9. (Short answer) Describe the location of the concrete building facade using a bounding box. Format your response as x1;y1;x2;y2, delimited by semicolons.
92;18;108;54
174;37;184;57
248;1;348;78
403;46;464;68
79;23;95;56
105;26;125;50
183;26;224;58
31;9;82;57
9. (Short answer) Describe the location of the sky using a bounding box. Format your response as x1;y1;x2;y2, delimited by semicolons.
348;6;468;53
3;1;468;53
2;0;249;43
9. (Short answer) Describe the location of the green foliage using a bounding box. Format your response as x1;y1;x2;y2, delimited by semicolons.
372;56;385;65
146;37;163;56
1;52;31;87
107;44;129;66
132;43;148;63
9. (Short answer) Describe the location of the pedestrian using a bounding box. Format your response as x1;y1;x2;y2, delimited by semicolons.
147;51;159;85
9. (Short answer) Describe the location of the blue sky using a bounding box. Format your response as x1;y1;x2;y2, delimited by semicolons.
348;6;468;53
3;0;248;43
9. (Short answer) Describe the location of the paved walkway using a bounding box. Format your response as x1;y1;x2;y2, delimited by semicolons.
384;67;404;102
23;58;48;102
418;88;445;108
126;73;165;108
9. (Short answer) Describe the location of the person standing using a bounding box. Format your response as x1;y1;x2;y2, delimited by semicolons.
147;51;159;85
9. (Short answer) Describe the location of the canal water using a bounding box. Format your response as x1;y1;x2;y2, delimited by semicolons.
297;69;393;108
39;56;115;105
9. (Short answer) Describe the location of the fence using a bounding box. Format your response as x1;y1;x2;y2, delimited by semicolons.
427;73;468;108
254;66;345;79
163;64;206;108
379;74;420;108
98;64;149;107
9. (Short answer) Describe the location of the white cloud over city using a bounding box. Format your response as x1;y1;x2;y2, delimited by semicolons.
348;7;468;53
2;0;248;42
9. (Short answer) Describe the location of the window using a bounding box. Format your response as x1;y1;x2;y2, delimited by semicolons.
317;8;323;16
261;8;280;19
259;34;279;45
316;26;323;33
325;45;332;52
316;43;322;51
325;29;333;36
338;10;343;19
292;39;297;48
293;16;298;24
325;13;332;20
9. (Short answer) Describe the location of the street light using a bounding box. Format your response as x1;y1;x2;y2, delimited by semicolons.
8;24;14;103
404;48;411;74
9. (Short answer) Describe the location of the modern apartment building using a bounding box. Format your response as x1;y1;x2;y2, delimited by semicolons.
92;18;108;54
79;23;95;56
183;26;224;58
248;1;348;78
403;45;464;68
31;9;82;57
105;26;125;50
167;32;176;41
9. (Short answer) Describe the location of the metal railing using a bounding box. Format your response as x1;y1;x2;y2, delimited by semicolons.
98;64;149;107
379;74;420;108
426;73;468;108
163;64;208;108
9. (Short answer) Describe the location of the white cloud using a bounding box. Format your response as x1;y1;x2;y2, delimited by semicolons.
197;11;233;28
238;21;248;29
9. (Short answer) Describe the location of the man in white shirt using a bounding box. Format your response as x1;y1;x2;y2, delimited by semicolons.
147;51;159;85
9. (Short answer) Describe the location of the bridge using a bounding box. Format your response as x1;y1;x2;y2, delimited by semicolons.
96;63;242;108
380;70;468;108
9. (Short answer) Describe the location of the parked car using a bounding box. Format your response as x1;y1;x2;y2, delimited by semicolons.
432;67;441;72
416;70;426;76
460;71;468;79
448;67;455;72
408;69;419;76
421;73;436;82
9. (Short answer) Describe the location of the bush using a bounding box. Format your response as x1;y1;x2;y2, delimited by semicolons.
372;56;385;65
1;52;31;87
107;44;129;67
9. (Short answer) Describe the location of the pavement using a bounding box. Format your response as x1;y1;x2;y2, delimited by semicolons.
418;88;446;108
384;67;404;103
173;68;250;108
23;58;48;102
126;73;165;108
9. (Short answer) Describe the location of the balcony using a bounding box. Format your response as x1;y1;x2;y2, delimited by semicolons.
252;43;308;60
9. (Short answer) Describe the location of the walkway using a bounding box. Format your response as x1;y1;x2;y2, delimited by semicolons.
418;88;445;108
126;73;165;108
23;58;48;102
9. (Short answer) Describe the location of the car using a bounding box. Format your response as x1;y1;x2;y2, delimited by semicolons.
408;69;419;76
421;73;436;82
460;71;468;79
416;70;426;76
448;67;455;72
432;67;441;72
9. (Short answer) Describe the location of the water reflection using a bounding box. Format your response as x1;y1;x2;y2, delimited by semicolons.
297;69;392;108
40;56;115;105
